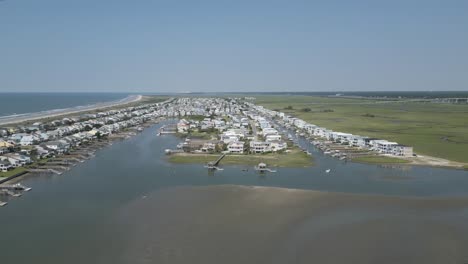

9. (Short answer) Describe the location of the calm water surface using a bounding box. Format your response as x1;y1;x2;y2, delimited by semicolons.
0;121;467;263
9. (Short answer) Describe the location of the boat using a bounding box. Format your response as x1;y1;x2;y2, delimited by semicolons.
325;169;331;173
0;201;7;207
164;149;172;154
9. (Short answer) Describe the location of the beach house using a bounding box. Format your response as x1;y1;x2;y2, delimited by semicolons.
228;141;244;154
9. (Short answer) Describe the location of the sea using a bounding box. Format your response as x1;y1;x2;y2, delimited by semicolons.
0;93;129;117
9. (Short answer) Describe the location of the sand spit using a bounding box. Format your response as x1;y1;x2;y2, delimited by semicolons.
115;185;468;264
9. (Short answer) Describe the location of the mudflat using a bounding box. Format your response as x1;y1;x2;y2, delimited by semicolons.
116;185;468;264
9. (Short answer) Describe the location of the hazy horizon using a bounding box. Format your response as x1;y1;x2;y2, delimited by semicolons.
1;0;467;93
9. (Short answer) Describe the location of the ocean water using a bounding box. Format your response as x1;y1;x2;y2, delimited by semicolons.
0;93;129;117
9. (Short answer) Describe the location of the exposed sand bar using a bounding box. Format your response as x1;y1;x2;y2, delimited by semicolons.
0;95;142;126
116;185;468;264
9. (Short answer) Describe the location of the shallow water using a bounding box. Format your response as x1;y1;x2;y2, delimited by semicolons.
1;120;467;263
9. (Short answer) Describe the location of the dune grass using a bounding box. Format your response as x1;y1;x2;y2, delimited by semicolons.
254;95;468;163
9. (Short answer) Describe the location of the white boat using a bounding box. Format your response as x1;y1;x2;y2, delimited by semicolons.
325;169;331;173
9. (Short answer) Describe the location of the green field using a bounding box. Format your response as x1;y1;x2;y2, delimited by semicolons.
168;148;313;167
0;167;27;178
254;95;468;163
351;156;410;164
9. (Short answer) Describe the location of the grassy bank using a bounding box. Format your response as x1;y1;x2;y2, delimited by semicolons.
168;148;313;167
0;167;27;178
351;155;410;164
254;95;468;163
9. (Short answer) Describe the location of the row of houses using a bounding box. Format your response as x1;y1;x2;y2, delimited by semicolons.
248;102;414;157
0;98;174;172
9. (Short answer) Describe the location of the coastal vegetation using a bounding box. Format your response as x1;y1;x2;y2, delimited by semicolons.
168;147;313;167
0;167;27;178
254;95;468;163
351;155;410;164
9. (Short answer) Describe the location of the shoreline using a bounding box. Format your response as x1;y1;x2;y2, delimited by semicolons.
0;94;143;126
167;147;314;168
0;119;161;187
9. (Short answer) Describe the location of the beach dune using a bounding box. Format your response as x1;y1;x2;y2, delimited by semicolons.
116;185;468;264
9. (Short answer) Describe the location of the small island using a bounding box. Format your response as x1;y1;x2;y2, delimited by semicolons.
161;98;314;169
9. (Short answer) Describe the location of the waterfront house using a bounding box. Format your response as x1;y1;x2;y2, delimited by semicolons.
393;145;413;157
268;140;287;152
0;159;12;172
44;141;69;154
201;142;216;153
1;156;20;168
250;141;271;153
370;140;398;154
5;153;31;166
35;146;51;159
177;119;190;133
227;141;244;154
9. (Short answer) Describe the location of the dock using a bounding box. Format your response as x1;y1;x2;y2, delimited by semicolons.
28;168;63;175
0;183;32;192
158;124;177;135
254;163;277;173
205;153;226;170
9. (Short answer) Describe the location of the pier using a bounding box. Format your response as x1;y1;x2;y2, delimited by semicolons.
158;124;177;135
28;168;63;175
205;153;226;170
0;183;31;191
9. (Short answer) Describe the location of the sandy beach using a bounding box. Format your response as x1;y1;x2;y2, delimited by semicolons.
116;185;468;264
0;94;142;126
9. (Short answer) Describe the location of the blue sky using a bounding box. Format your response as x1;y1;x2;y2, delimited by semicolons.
1;0;467;93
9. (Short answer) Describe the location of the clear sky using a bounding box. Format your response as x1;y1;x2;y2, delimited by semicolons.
1;0;467;93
